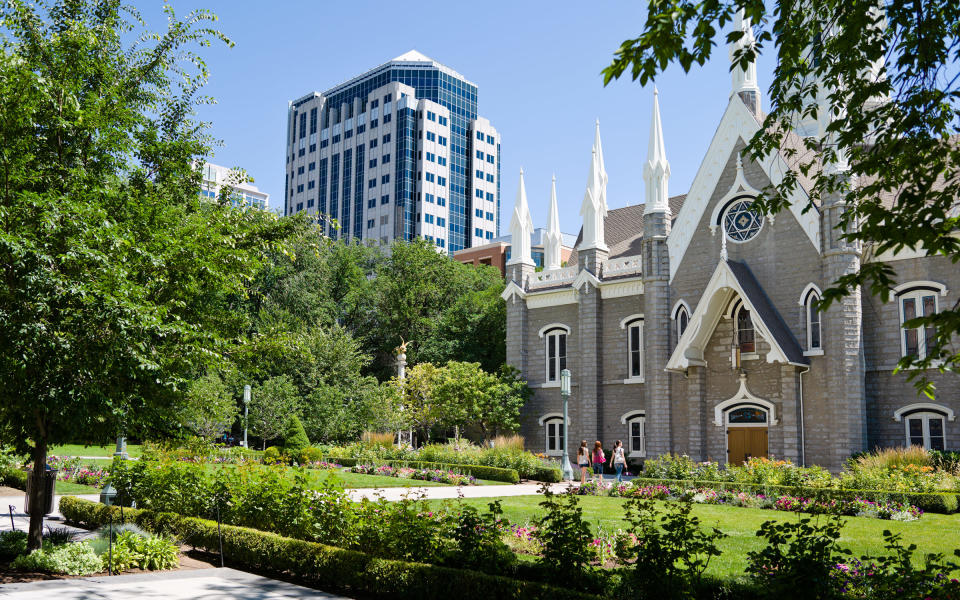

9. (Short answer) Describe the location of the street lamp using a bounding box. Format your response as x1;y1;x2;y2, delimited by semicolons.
242;385;251;448
560;368;574;481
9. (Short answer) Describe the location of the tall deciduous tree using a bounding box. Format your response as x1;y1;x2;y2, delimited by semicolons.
604;0;960;391
179;373;239;440
249;376;300;450
0;1;288;550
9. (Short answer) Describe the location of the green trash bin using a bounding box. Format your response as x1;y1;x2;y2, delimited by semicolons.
24;466;57;516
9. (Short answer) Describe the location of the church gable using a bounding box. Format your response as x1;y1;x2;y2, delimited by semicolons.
668;96;821;284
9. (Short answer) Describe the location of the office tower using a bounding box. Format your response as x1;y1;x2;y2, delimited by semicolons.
285;51;499;252
199;162;270;210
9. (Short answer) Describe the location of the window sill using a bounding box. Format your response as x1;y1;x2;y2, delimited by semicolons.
539;382;561;389
622;377;645;384
741;352;759;361
627;451;646;458
803;349;824;357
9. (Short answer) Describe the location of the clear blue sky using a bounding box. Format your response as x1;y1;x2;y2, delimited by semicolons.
140;1;774;236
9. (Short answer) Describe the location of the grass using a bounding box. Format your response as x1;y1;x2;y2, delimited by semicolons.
50;444;142;458
54;480;102;494
426;495;960;579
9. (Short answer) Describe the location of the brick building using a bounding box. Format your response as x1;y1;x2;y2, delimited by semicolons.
453;228;576;277
503;16;959;471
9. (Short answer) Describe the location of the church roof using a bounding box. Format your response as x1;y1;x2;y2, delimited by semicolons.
568;194;687;266
725;260;807;365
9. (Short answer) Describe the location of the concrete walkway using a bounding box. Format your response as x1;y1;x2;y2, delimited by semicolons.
0;567;350;599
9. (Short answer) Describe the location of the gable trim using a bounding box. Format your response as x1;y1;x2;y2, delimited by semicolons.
666;260;808;371
668;97;820;281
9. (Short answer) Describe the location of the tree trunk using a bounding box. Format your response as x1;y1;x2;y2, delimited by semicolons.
27;438;47;552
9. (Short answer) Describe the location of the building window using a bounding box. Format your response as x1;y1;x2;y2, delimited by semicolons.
544;329;567;383
544;417;564;456
722;198;763;242
628;321;643;379
899;288;938;359
905;411;947;450
805;289;822;352
735;302;755;354
627;415;645;457
674;303;690;341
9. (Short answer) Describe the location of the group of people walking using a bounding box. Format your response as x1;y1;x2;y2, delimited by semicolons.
576;440;627;484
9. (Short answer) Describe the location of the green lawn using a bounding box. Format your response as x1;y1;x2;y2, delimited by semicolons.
50;443;143;458
429;495;960;579
54;481;102;494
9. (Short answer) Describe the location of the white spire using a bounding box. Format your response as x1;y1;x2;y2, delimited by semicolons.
507;168;534;266
579;123;608;251
730;10;760;98
544;175;563;271
644;88;671;215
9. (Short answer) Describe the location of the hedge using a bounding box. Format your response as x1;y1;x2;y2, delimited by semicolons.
629;477;960;514
60;497;598;600
0;466;26;491
327;458;521;484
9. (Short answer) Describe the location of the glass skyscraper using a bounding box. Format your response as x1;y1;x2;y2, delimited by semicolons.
285;51;500;252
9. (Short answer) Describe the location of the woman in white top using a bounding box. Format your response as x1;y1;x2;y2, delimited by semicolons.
576;440;590;485
609;440;626;483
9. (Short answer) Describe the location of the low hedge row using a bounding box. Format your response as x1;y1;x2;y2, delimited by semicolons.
327;458;522;484
0;466;26;490
60;497;597;600
630;477;960;514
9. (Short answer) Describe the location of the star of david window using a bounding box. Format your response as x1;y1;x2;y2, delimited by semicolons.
723;199;763;242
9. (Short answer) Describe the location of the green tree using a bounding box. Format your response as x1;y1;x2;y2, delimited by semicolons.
282;415;310;455
249;376;300;449
394;362;443;444
603;0;960;391
420;284;506;373
179;373;239;440
0;1;289;550
359;240;506;378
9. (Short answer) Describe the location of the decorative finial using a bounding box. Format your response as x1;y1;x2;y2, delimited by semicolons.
720;232;728;261
736;152;743;172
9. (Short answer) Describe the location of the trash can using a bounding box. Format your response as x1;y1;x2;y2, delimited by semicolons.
24;466;57;516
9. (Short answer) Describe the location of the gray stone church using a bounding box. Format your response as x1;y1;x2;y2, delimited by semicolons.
503;21;958;471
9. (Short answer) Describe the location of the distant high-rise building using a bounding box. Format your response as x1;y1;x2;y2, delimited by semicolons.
285;51;500;253
199;162;270;210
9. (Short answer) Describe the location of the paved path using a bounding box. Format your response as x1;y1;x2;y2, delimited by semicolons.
344;481;575;501
0;567;350;599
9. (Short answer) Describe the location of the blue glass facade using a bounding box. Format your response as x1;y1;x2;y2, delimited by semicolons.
321;65;479;251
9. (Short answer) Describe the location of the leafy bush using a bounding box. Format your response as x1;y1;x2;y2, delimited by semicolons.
297;446;324;464
0;530;28;560
616;498;726;599
59;497;595;600
283;416;310;457
44;526;77;545
746;516;846;599
12;541;104;575
333;458;520;483
0;465;27;490
533;484;594;585
448;500;516;572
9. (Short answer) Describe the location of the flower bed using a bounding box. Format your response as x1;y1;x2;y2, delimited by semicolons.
348;464;476;485
574;481;924;521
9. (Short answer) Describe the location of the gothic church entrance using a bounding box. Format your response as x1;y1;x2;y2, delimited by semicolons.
727;427;767;464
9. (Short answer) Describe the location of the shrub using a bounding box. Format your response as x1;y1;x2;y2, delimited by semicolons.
297;446;324;464
533;484;594;586
447;500;516;572
283;416;311;457
333;458;520;484
616;497;726;599
0;465;27;490
0;530;28;560
59;497;596;600
262;446;284;465
12;541;104;575
746;516;846;599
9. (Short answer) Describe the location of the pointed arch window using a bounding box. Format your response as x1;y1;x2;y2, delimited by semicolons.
805;289;822;353
734;302;755;354
677;307;689;339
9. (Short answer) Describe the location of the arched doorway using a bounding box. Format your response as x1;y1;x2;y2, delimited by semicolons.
725;405;768;464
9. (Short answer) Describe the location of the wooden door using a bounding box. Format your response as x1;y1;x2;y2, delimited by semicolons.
727;427;768;464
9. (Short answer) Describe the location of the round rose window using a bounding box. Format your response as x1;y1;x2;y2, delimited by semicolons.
723;199;763;242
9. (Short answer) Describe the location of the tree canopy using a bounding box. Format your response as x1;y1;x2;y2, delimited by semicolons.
604;0;960;390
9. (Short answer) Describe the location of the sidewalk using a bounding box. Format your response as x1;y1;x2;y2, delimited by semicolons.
0;567;350;599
